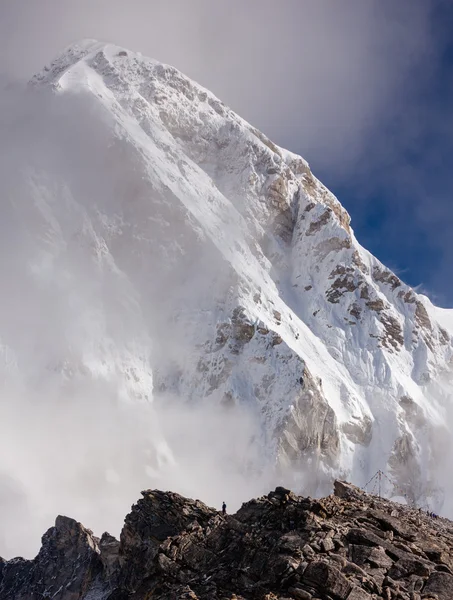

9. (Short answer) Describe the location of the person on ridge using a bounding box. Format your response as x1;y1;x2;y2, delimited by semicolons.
222;502;226;515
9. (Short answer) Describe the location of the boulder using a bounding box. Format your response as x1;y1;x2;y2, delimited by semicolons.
303;561;352;599
422;571;453;600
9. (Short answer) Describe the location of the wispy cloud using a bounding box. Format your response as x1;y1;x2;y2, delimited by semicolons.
0;0;439;175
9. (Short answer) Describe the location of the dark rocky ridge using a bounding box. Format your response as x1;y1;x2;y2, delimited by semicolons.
2;481;453;600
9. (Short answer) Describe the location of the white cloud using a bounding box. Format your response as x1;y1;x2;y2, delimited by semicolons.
0;0;438;175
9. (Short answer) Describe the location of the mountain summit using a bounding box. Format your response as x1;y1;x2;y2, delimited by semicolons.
25;39;453;494
2;40;453;554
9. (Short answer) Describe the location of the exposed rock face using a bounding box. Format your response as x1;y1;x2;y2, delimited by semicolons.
277;368;340;471
3;482;453;600
0;517;100;600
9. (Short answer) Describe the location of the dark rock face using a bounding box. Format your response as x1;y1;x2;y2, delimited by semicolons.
0;516;100;600
2;481;453;599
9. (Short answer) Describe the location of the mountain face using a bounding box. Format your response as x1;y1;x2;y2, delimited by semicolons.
3;481;453;600
1;39;453;555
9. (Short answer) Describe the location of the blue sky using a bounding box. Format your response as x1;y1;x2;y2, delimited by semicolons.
311;2;453;307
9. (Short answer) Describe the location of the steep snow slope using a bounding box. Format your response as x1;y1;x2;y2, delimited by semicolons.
31;41;453;485
3;39;453;552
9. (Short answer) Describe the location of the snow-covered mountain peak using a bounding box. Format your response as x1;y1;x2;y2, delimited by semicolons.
29;39;453;487
2;41;453;556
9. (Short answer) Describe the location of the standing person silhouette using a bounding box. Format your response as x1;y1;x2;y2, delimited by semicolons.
222;502;226;515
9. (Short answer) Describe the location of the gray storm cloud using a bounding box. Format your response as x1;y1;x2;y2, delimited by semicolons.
0;0;438;175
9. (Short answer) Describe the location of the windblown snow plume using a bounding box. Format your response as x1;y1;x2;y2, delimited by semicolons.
1;40;453;558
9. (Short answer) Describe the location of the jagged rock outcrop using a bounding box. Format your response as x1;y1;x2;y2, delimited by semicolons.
3;482;453;600
0;517;100;600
